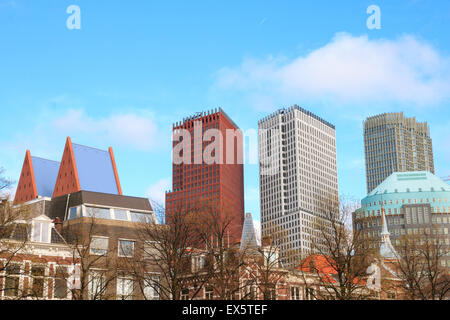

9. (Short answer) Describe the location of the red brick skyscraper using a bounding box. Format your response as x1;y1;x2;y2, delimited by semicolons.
165;108;244;245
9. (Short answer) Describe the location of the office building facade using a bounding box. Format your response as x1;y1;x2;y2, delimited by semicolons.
165;108;245;245
364;112;434;193
258;105;338;267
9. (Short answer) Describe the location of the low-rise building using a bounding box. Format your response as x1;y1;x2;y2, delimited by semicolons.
2;137;161;300
0;210;78;300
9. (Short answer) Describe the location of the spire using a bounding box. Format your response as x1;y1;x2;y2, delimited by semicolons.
379;205;399;260
240;212;259;251
381;205;389;238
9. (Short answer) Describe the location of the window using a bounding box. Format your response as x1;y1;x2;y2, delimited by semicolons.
68;206;79;220
114;209;128;221
85;207;110;219
130;212;153;223
192;255;205;272
118;239;135;257
305;288;315;300
205;287;213;300
88;270;106;300
31;220;51;243
143;275;160;300
267;284;276;300
291;286;302;300
242;281;256;300
90;236;109;255
4;264;21;297
406;210;411;224
117;275;134;300
31;265;45;298
54;266;68;299
264;249;279;267
181;289;189;300
143;241;161;260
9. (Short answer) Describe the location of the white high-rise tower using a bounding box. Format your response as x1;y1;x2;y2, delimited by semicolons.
258;105;338;267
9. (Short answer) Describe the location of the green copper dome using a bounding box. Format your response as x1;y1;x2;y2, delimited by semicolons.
369;171;450;196
357;171;450;219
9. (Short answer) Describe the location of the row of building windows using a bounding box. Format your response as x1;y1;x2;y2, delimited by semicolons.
67;206;154;223
0;263;68;299
90;237;136;257
0;262;160;300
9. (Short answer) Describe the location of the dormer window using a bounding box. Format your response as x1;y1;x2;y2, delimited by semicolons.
68;206;80;220
192;255;206;272
30;215;53;243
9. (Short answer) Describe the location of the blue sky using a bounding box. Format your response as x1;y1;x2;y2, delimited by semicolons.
1;0;449;223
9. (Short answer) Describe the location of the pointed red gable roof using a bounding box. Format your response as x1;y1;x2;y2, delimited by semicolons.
14;150;38;204
52;137;122;198
52;137;81;198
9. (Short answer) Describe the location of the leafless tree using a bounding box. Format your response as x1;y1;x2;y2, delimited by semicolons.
394;231;450;300
0;181;32;298
149;198;165;225
298;194;374;300
59;216;119;300
189;201;250;300
130;201;204;300
0;167;13;193
242;227;289;300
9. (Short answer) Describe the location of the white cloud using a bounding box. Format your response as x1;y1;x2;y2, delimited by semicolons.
146;178;171;207
52;109;161;151
214;33;450;107
0;105;166;196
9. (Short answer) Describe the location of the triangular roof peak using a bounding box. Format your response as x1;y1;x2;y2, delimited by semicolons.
14;150;60;204
32;214;53;222
53;137;122;198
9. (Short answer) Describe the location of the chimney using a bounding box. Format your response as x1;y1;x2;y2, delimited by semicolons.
53;217;63;234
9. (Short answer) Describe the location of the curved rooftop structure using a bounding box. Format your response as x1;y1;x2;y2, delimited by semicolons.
358;171;450;218
369;171;450;196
